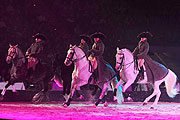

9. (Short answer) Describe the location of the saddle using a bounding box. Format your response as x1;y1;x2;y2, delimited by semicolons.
88;55;97;71
27;56;39;71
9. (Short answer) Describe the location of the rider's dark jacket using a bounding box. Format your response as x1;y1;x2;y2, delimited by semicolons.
89;40;116;88
133;40;168;82
79;42;89;57
26;41;44;61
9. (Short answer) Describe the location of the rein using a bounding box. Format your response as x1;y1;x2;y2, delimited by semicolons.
122;61;134;70
116;53;134;70
74;55;86;62
66;48;86;63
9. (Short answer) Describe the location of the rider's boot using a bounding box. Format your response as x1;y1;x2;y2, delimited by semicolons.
91;85;98;96
1;88;7;96
139;66;144;79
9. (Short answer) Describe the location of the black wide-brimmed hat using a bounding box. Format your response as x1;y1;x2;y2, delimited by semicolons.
80;34;92;45
33;33;47;41
9;40;18;46
90;32;106;40
137;31;153;39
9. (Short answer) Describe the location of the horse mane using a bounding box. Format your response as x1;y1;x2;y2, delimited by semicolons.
119;48;132;56
71;45;86;56
15;47;26;63
119;48;134;62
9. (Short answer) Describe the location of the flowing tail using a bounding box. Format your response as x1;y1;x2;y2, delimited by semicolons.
165;69;178;98
116;84;124;103
111;77;124;103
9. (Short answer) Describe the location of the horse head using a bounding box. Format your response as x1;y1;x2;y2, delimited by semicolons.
64;44;76;66
64;44;86;66
6;44;18;64
115;47;124;71
115;47;134;71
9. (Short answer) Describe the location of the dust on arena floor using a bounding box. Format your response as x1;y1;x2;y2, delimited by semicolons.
0;101;180;120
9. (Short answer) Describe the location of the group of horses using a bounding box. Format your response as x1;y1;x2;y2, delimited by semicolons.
0;44;178;109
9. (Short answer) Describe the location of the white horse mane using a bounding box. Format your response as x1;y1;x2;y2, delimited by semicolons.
70;45;85;57
117;48;133;58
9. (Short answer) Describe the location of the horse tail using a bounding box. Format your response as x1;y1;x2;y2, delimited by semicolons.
111;77;124;103
165;69;178;98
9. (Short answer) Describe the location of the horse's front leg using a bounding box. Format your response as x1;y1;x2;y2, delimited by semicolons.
122;80;134;92
0;79;15;101
63;83;77;107
94;82;108;107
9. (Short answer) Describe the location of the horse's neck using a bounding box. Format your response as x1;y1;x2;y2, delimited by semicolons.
121;50;138;80
123;51;134;71
74;47;88;70
124;50;133;64
14;48;25;65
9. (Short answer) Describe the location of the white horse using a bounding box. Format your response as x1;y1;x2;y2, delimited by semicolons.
64;45;123;107
115;48;178;109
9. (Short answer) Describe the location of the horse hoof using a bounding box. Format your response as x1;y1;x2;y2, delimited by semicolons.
104;102;108;107
143;102;147;106
63;104;68;108
79;95;84;100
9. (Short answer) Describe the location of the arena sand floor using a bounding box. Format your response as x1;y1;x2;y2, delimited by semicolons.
0;101;180;120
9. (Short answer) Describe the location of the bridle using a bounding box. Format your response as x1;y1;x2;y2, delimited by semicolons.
66;47;86;63
7;47;25;60
116;52;134;70
7;47;17;59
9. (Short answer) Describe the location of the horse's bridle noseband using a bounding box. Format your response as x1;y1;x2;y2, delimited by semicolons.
7;47;25;60
8;47;17;59
116;53;124;66
116;52;134;70
66;48;86;63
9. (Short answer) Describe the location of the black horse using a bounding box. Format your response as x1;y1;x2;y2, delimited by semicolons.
0;44;57;103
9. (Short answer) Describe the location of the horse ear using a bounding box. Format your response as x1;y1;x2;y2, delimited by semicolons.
69;44;72;48
15;44;18;48
116;47;120;51
9;44;13;48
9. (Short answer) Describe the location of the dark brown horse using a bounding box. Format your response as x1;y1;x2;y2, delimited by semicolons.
0;44;56;103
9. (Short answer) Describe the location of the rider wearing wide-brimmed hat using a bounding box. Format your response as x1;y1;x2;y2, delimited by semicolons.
133;31;168;82
79;34;92;57
26;33;46;71
88;32;113;83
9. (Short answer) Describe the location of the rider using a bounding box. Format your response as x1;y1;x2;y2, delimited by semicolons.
132;31;152;79
88;32;116;84
26;33;45;74
78;34;92;57
132;31;169;83
88;32;117;106
88;32;106;83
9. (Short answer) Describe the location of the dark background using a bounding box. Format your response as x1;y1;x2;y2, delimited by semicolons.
0;0;180;76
